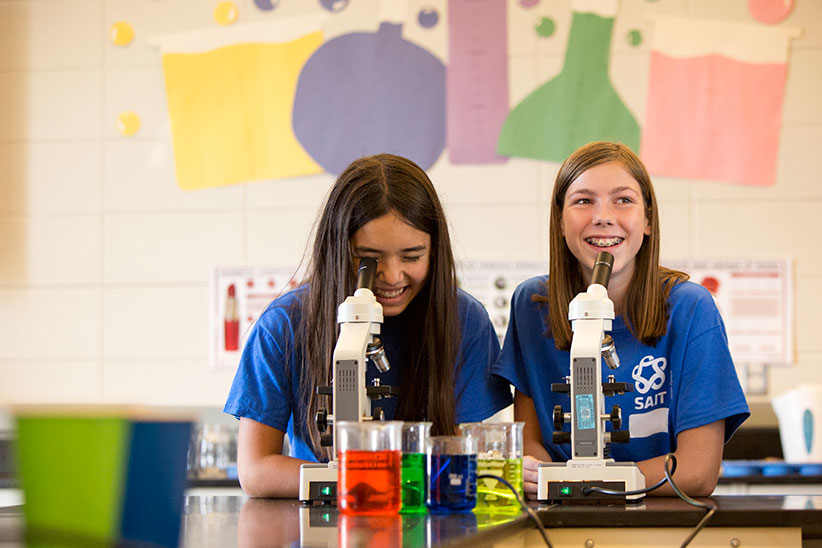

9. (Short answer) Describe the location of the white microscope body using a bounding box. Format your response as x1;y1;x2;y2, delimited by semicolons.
537;252;645;503
299;258;392;503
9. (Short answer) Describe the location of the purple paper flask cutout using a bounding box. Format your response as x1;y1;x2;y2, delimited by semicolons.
447;0;509;164
292;22;446;175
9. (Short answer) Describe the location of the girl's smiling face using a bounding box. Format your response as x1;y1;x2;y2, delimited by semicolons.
561;161;650;287
349;210;431;316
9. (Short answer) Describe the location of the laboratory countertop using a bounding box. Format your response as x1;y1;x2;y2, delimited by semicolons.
2;494;822;547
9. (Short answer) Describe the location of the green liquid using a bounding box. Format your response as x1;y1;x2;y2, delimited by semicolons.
476;457;522;509
400;453;427;513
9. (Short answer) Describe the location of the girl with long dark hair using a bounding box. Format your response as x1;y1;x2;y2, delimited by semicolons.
225;154;511;497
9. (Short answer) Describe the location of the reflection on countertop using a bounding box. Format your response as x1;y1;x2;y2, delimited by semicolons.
3;494;822;547
212;496;527;548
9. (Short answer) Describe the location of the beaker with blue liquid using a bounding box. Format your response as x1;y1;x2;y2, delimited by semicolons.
428;435;477;513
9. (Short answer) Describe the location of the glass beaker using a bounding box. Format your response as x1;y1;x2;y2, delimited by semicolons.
427;435;477;513
400;422;431;513
338;513;402;548
459;422;524;510
337;421;403;515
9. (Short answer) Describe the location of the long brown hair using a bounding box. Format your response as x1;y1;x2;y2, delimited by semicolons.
294;154;460;459
540;141;688;350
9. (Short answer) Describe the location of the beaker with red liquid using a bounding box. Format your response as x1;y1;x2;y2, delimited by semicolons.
337;421;402;515
338;513;402;547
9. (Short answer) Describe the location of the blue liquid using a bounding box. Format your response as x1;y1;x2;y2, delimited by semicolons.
428;454;477;513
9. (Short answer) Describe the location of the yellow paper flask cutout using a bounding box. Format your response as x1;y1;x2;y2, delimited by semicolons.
156;18;325;190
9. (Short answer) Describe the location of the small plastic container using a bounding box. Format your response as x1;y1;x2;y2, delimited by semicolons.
799;463;822;476
762;461;800;477
337;421;403;515
428;435;477;513
721;460;763;478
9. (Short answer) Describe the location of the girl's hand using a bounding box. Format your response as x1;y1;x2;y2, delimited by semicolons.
522;455;545;500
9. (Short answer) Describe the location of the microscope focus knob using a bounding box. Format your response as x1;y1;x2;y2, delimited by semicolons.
609;430;630;444
316;409;329;433
610;405;621;430
553;405;565;429
553;431;571;445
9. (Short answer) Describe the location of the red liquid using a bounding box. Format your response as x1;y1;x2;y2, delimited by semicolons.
338;514;402;548
338;450;401;515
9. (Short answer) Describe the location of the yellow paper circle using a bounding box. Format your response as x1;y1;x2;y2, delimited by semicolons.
109;21;135;47
214;2;239;25
116;112;141;137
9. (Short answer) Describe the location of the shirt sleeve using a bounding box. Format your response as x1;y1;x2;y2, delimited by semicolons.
670;287;750;443
223;304;295;432
454;292;512;423
491;277;544;399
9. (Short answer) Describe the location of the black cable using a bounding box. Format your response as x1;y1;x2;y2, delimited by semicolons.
579;454;715;548
581;470;672;498
478;453;715;547
660;454;716;548
579;452;676;498
477;474;554;548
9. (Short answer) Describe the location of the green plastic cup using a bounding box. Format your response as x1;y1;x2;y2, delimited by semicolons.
14;405;193;548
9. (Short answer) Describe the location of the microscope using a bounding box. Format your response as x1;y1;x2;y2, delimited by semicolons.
537;251;645;503
299;257;397;503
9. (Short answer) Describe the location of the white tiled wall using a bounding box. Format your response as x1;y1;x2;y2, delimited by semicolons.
1;0;820;411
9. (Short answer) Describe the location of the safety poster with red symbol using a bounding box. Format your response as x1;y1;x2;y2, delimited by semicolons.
210;266;302;370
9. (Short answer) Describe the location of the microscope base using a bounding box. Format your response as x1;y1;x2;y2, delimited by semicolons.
537;460;645;503
299;461;338;503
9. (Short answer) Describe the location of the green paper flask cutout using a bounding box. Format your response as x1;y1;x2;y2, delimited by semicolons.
497;9;640;161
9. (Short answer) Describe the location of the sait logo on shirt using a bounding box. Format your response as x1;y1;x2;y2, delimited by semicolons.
632;355;667;410
629;355;670;438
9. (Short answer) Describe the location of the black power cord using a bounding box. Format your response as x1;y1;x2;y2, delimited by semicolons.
580;454;716;548
580;452;679;498
479;453;717;548
661;454;717;548
476;474;554;548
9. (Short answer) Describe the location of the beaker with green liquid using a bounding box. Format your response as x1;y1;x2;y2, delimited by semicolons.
400;421;431;513
459;422;524;510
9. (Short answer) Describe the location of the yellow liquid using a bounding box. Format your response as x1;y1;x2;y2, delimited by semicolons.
476;457;522;509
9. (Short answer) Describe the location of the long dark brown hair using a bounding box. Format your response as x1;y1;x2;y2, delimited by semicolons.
293;154;460;459
540;141;688;350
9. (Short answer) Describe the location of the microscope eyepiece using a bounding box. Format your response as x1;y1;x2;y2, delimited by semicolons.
356;257;378;290
590;251;614;288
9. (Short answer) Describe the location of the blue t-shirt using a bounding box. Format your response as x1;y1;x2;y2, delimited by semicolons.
224;287;512;462
491;276;749;463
